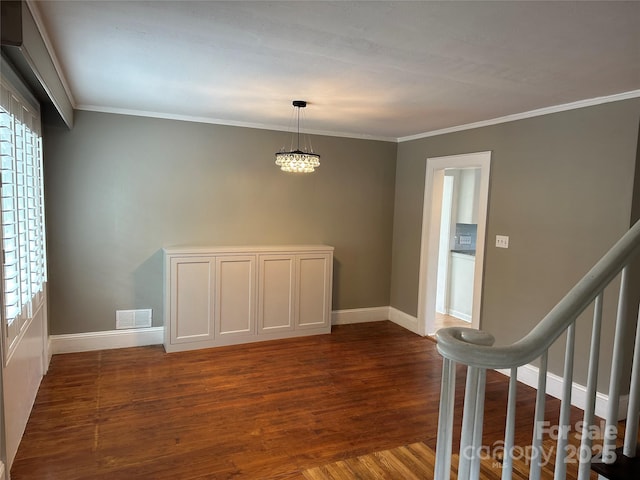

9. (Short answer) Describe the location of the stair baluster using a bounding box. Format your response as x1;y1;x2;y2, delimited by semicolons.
623;307;640;457
577;293;603;480
529;351;548;480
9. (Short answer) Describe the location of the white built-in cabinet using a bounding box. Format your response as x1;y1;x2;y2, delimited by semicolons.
164;245;333;353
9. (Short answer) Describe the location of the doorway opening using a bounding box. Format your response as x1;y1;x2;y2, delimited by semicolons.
417;152;491;336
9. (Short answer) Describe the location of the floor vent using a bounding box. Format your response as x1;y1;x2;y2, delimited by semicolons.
116;309;152;329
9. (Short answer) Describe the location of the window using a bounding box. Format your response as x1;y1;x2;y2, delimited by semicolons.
0;76;46;357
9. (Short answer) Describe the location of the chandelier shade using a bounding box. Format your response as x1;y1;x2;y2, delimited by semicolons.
275;100;320;173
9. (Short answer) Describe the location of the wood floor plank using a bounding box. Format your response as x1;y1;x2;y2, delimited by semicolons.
379;449;425;479
392;445;434;477
405;442;437;474
350;452;390;478
11;321;589;479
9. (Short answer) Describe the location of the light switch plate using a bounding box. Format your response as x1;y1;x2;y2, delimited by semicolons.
496;235;509;248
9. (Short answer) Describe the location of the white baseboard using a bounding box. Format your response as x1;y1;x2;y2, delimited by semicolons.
0;460;4;480
496;364;628;421
447;308;472;323
331;307;389;325
50;306;393;355
47;337;53;364
388;307;421;335
49;327;164;354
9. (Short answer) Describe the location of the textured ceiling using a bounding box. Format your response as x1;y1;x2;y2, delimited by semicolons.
35;0;640;141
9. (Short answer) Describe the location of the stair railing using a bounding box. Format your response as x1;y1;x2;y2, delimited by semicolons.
435;218;640;480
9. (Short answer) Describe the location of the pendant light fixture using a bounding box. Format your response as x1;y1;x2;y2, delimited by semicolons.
275;100;320;173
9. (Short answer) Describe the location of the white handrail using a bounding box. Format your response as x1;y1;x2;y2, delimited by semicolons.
435;218;640;480
436;219;640;369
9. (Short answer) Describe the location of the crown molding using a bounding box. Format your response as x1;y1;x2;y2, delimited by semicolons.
80;89;640;144
398;90;640;143
76;104;398;143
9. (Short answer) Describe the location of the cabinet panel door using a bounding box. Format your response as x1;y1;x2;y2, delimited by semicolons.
170;257;215;343
215;256;256;337
448;253;475;322
258;255;295;333
296;254;331;329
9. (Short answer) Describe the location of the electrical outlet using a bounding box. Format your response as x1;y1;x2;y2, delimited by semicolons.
495;235;509;249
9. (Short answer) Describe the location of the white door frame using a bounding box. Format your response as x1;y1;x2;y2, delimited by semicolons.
435;175;454;315
417;151;491;335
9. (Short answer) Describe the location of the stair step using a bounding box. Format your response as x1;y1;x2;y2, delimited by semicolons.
591;447;640;480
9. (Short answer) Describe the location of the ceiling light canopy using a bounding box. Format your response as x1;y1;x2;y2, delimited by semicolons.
275;100;320;173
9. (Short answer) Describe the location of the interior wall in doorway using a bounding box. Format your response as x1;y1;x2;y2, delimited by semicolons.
435;168;481;322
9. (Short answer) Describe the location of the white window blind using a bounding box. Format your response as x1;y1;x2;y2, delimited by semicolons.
0;77;46;354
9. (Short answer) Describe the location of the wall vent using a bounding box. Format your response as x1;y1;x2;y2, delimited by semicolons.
116;309;152;329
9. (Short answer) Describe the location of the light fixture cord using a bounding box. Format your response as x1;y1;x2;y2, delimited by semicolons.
296;106;300;151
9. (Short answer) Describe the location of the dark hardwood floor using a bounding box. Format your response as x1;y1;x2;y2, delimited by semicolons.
10;321;585;479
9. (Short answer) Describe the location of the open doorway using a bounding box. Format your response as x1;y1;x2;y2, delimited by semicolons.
417;152;491;336
435;168;481;330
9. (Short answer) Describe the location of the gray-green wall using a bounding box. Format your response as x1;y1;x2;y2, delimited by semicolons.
44;100;640;393
390;98;640;391
44;111;397;335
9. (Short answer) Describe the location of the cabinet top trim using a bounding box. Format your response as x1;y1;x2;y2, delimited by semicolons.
163;245;334;256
